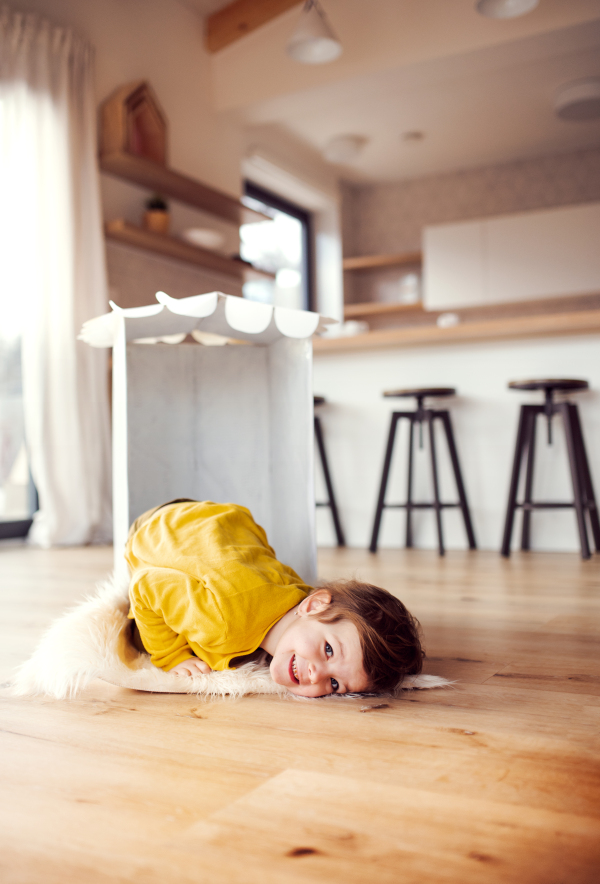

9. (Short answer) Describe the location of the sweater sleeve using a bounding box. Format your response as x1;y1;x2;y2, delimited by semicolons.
128;567;203;671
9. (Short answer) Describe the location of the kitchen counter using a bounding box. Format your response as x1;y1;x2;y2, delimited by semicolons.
312;300;600;553
315;292;600;352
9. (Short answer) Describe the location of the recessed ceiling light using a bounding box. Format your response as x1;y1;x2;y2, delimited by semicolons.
402;131;425;142
555;78;600;122
475;0;539;19
322;135;367;164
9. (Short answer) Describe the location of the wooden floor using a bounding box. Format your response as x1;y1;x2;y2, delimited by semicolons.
1;543;600;884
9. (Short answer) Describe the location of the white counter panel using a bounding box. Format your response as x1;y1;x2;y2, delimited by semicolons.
313;334;600;552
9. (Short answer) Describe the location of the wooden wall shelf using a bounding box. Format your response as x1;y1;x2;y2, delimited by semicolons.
105;219;274;282
342;251;422;271
100;151;268;226
315;307;600;353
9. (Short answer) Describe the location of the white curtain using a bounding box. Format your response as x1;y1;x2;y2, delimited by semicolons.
0;7;112;545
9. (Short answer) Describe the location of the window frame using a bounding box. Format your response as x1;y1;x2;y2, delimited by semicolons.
243;181;315;312
0;474;37;539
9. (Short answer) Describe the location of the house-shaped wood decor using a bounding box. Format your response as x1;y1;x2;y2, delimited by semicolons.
100;80;168;166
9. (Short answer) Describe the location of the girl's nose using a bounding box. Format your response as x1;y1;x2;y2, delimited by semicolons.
308;660;325;683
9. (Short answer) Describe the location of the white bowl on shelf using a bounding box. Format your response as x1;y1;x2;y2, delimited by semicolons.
182;228;225;251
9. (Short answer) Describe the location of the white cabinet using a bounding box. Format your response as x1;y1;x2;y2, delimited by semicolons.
423;202;600;310
422;220;484;309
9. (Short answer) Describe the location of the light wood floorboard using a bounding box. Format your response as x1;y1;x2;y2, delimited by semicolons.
1;543;599;883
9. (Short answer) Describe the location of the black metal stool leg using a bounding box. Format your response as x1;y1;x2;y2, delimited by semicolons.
405;417;415;548
440;411;476;550
426;412;444;556
370;414;400;553
520;409;538;551
570;404;600;551
314;416;345;547
501;405;530;557
558;402;590;560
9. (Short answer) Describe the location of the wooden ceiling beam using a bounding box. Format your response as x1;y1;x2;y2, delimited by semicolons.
205;0;302;53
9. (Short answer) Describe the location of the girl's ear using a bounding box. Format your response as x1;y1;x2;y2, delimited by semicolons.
298;589;332;616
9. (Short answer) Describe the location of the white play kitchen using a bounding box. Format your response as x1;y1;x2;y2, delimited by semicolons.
80;291;333;582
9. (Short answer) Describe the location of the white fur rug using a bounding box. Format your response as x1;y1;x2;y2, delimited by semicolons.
11;573;451;700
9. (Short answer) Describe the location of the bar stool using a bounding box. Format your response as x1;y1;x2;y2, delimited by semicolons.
314;396;345;547
501;378;600;560
369;388;476;556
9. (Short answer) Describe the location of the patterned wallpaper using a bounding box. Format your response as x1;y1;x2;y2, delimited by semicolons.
342;147;600;258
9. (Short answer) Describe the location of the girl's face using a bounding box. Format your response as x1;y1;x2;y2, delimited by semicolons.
269;592;369;697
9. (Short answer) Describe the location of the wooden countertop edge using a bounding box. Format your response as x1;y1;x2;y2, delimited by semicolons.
342;251;422;271
344;301;425;318
314;309;600;352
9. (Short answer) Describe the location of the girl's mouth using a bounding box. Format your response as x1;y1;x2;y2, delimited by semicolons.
289;654;300;684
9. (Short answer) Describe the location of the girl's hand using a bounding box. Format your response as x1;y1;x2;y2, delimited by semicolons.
170;658;212;677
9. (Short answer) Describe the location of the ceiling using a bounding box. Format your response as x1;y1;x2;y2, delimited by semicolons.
174;0;230;17
178;0;600;183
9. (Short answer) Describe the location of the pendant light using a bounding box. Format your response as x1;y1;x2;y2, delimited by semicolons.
286;0;342;65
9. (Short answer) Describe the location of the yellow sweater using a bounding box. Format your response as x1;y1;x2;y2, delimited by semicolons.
126;501;311;671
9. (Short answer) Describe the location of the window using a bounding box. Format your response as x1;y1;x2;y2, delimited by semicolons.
0;335;36;539
240;182;314;312
0;98;36;539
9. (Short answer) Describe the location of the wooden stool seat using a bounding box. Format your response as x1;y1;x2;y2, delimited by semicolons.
508;379;588;393
313;396;345;547
384;387;456;399
501;378;599;560
370;388;476;556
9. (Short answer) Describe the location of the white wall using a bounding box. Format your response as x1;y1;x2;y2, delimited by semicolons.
17;0;243;220
16;0;247;310
313;334;600;552
106;242;243;309
20;1;344;316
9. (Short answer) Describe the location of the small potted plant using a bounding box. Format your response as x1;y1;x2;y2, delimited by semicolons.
143;194;170;235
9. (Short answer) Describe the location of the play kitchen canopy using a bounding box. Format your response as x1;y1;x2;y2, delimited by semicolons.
80;291;335;583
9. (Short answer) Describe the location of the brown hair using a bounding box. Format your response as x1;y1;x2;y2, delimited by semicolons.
310;580;424;693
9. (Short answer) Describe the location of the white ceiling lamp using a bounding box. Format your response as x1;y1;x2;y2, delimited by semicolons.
322;135;366;164
475;0;539;19
555;78;600;122
286;0;342;65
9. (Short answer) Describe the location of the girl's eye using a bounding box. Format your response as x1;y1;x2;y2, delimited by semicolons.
331;678;339;692
325;642;333;657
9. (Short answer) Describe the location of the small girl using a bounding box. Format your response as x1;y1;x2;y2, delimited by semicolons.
126;500;424;697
